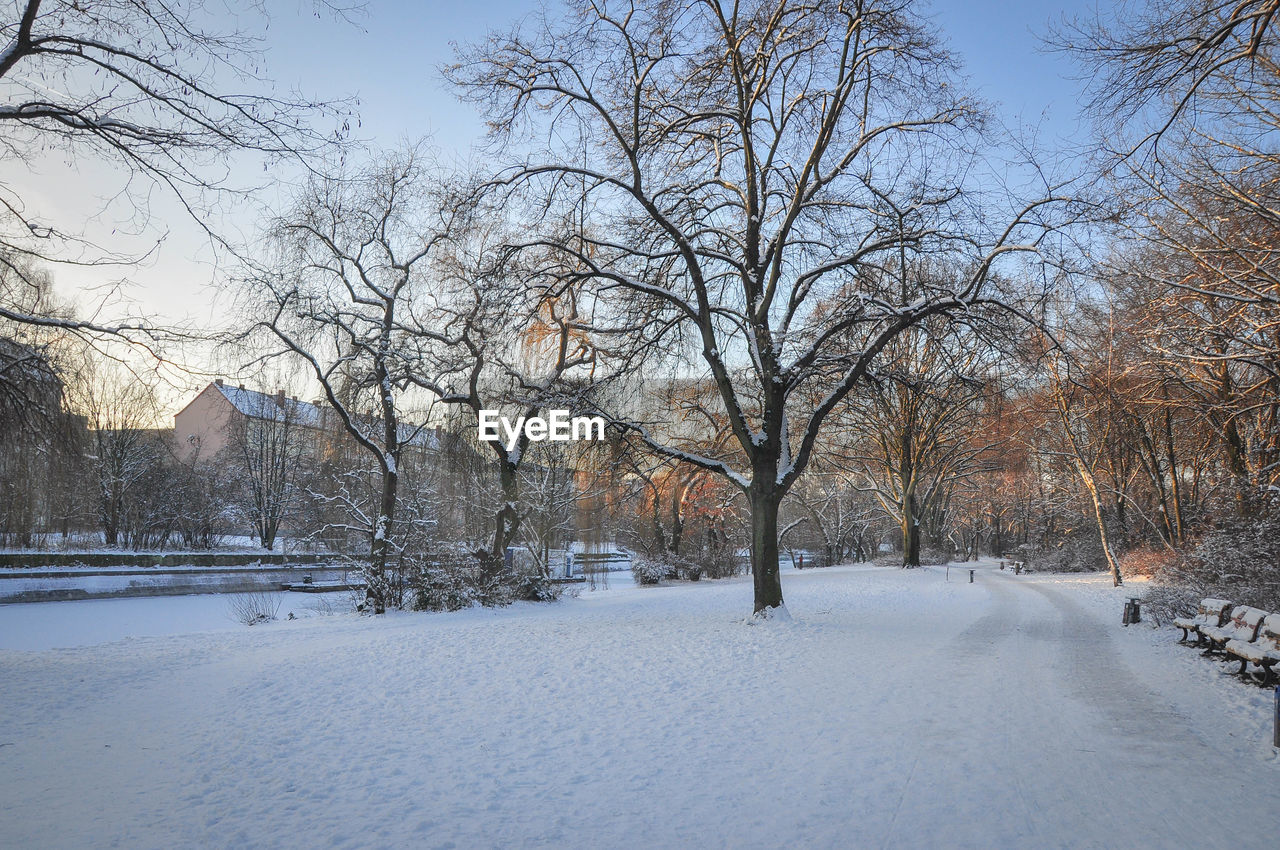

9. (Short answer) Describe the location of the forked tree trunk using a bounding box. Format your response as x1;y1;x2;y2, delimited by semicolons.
490;462;520;566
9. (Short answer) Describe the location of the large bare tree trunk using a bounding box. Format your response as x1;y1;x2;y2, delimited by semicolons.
901;491;921;568
749;485;784;614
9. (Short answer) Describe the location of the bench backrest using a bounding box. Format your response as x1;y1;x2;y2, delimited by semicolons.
1223;606;1268;642
1199;598;1233;625
1258;613;1280;651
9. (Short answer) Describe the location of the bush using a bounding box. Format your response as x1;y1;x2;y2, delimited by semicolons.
513;569;560;603
410;560;477;612
630;549;745;584
408;551;560;611
918;547;953;566
1139;582;1201;628
693;546;742;579
1027;534;1107;573
227;590;282;625
1118;545;1174;579
631;556;669;585
872;548;953;567
1154;511;1280;612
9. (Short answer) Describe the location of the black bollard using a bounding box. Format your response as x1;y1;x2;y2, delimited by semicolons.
969;569;975;583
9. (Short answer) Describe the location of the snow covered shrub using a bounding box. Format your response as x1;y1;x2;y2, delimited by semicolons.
513;569;560;603
359;563;403;613
1028;534;1106;573
1118;546;1174;579
631;556;669;585
695;545;742;579
473;560;517;608
918;547;952;566
1139;582;1201;628
410;560;477;612
1156;512;1280;612
408;551;559;611
630;550;741;583
227;590;282;625
872;548;951;567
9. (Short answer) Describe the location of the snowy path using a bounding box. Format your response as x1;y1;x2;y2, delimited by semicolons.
1;564;1276;849
863;572;1276;848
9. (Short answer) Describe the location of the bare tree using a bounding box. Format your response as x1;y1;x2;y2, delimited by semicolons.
1;0;352;350
0;332;79;547
452;0;1070;613
1039;331;1126;587
1061;0;1280;148
1066;0;1280;513
423;216;597;566
517;439;586;578
227;388;305;550
837;318;997;566
71;365;164;548
783;468;883;566
247;146;452;613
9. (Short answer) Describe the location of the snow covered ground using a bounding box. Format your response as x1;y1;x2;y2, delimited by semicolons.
1;562;1277;849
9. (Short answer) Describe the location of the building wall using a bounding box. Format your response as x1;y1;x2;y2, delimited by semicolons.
173;383;236;460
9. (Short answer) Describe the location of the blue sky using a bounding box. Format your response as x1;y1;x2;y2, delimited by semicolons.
13;0;1099;330
271;0;1094;158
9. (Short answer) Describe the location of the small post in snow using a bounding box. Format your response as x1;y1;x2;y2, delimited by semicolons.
969;569;975;584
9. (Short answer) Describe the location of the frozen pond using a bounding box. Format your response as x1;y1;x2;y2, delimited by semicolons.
0;565;697;650
0;591;354;651
0;569;643;650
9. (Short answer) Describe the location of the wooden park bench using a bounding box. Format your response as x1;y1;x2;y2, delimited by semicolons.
1200;606;1268;656
1173;598;1233;645
1224;612;1280;685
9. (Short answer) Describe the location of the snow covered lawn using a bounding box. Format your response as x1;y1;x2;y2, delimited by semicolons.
1;563;1277;849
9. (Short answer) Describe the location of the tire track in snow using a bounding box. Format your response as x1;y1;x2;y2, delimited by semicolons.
870;568;1280;850
991;572;1279;849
